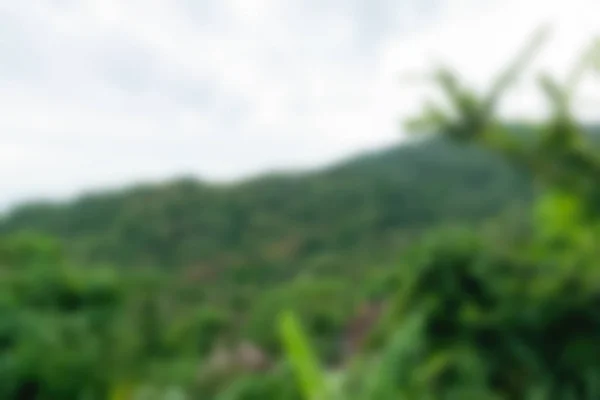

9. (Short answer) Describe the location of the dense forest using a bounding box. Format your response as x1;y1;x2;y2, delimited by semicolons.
1;31;600;399
0;135;535;270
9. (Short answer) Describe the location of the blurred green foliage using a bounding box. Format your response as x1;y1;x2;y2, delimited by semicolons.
277;28;600;400
0;136;535;272
0;29;599;399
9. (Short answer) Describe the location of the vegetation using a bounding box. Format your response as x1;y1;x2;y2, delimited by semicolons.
0;133;535;271
0;29;599;399
279;28;600;399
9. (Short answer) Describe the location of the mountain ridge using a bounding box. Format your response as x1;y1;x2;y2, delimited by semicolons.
0;135;535;271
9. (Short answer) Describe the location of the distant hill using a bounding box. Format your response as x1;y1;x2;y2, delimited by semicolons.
0;136;535;273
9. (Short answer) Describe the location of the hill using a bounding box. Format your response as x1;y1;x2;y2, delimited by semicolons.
0;136;533;274
2;126;599;399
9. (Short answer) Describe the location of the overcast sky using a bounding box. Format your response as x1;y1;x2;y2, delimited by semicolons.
1;0;599;209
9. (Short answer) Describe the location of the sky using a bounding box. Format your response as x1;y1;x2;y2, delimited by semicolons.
1;0;599;209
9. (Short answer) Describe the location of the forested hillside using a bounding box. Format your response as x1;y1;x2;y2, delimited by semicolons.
0;136;533;271
0;133;538;399
1;29;600;399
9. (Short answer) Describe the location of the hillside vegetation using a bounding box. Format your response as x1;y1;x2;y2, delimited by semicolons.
1;136;533;271
1;30;600;399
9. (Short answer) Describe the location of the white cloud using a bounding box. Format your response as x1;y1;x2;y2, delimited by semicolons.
0;0;598;209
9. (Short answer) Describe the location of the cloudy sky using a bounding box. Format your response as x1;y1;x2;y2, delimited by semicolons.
1;0;598;208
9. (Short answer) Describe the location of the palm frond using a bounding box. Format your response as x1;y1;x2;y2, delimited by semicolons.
483;25;551;115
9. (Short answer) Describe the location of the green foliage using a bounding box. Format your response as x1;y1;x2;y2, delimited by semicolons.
245;278;351;361
0;137;533;274
215;365;302;400
2;27;600;400
0;231;63;267
0;261;130;398
167;306;232;356
279;312;329;400
274;28;600;400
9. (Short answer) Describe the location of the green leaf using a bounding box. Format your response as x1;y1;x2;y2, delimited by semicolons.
538;74;570;116
109;383;134;400
278;311;327;400
535;190;584;240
